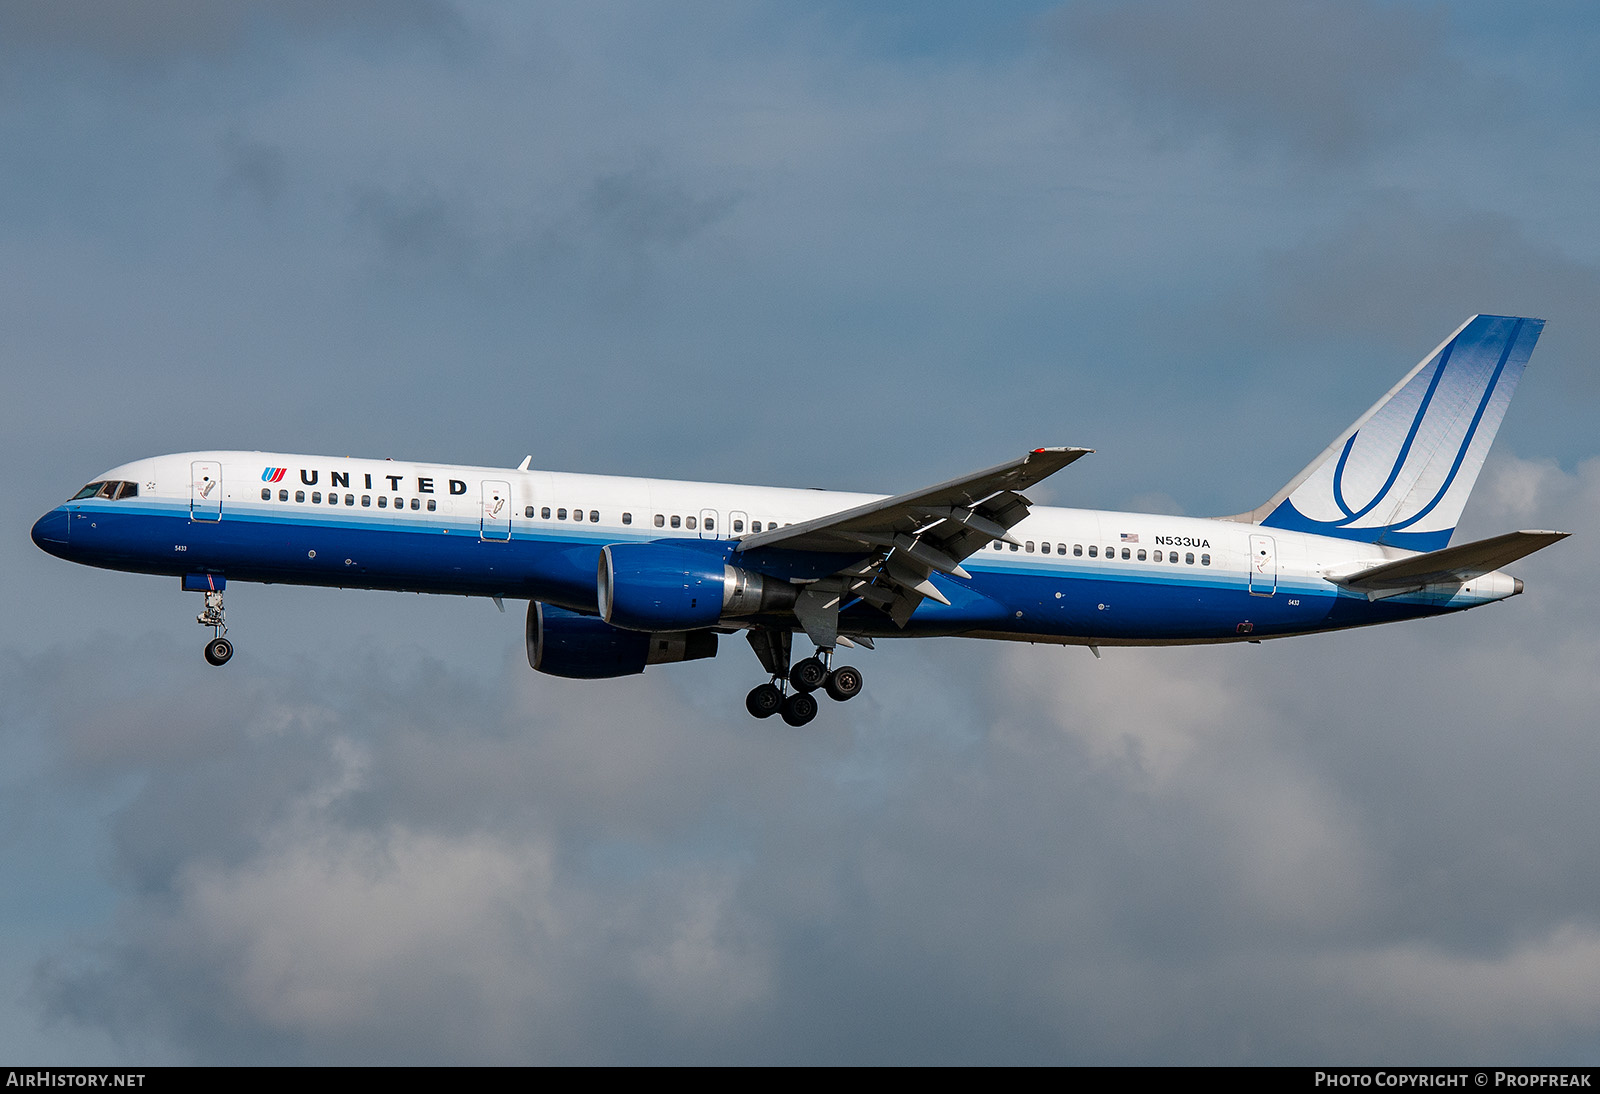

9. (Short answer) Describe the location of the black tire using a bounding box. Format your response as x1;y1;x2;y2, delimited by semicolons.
204;637;234;666
824;665;863;701
745;683;783;719
780;691;818;726
789;657;827;692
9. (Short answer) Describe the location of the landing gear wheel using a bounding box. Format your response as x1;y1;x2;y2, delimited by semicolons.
780;691;818;726
204;637;234;666
745;683;783;719
824;665;863;702
789;657;828;693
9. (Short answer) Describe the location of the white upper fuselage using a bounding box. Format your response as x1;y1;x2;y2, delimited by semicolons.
38;450;1521;647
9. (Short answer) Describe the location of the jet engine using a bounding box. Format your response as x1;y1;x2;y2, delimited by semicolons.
527;602;716;679
597;543;796;632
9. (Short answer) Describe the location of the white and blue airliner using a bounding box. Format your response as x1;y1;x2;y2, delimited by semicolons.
32;315;1567;725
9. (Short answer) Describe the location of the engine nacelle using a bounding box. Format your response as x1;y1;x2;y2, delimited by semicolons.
526;602;716;679
598;543;796;632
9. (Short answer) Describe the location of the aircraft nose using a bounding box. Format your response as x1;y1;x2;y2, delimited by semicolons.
31;508;69;551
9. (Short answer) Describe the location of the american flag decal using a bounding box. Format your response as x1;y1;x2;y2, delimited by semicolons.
1121;532;1139;543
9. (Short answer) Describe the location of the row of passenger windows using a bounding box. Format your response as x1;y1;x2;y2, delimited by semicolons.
263;489;785;534
521;506;781;535
994;540;1211;566
262;488;437;511
72;480;139;500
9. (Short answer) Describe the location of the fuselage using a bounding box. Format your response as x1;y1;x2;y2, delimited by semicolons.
30;450;1522;646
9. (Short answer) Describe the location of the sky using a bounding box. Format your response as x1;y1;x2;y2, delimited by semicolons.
2;0;1598;1064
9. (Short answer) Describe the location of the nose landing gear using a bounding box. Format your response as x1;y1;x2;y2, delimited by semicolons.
195;585;232;666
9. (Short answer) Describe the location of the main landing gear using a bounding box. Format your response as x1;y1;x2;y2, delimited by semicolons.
743;631;863;726
197;588;233;666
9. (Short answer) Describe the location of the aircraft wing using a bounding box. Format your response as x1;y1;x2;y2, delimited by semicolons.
736;447;1092;634
1332;529;1569;597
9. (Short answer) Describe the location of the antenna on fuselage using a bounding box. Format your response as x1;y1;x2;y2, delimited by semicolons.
516;455;532;471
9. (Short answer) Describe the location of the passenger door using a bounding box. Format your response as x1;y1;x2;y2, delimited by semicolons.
191;461;222;521
1248;534;1277;596
481;480;512;541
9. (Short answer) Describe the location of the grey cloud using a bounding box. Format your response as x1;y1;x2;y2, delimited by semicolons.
0;0;462;65
1257;195;1600;346
347;161;739;291
1048;0;1495;160
218;131;287;208
588;161;741;249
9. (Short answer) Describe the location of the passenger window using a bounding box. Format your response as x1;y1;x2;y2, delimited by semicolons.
733;519;744;533
1088;545;1097;558
346;494;355;506
993;542;1002;550
525;506;534;518
622;512;633;525
671;515;681;529
411;498;420;510
752;521;762;532
1025;541;1034;553
279;489;289;502
557;508;567;520
1171;552;1180;564
1121;548;1130;560
704;517;714;531
1201;553;1210;566
361;495;370;507
1186;552;1195;565
542;507;551;519
590;511;599;523
378;496;387;508
654;514;665;528
329;494;339;505
1137;549;1146;561
312;491;322;503
1073;544;1083;557
296;490;306;503
1010;542;1019;552
261;488;271;500
686;516;697;530
427;499;436;511
573;509;582;522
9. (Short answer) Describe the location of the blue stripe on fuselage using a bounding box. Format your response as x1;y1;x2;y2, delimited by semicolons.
42;502;1469;642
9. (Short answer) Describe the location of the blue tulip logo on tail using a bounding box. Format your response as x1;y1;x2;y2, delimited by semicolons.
1252;315;1543;551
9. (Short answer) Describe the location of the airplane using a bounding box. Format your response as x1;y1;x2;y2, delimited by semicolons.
31;315;1567;726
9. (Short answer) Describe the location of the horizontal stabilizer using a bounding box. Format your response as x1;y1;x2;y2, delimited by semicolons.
1332;530;1568;593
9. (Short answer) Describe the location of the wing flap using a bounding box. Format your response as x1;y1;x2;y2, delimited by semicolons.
737;448;1091;635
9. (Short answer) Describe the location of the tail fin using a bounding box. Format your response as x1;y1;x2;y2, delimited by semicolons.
1238;315;1543;551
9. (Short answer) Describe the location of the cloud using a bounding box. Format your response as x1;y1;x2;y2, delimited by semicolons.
0;0;461;65
1048;0;1495;161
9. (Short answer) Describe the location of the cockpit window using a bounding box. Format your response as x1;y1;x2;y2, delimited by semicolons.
72;480;138;500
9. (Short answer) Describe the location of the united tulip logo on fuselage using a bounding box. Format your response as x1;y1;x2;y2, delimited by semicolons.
259;466;466;495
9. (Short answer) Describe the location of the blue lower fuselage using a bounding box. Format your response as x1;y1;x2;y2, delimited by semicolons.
31;496;1481;647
